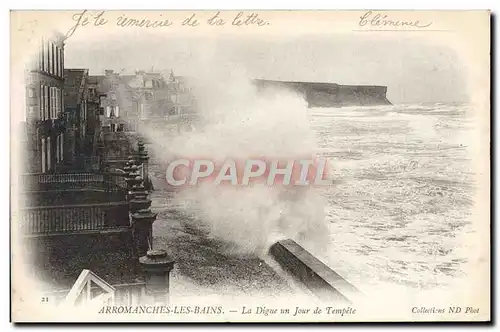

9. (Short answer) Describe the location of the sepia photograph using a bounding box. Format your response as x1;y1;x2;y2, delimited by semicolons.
9;10;490;322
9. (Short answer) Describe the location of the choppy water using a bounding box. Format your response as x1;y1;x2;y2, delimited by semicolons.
143;98;482;301
303;103;478;294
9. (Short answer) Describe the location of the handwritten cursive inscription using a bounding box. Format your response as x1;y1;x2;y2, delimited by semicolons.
116;14;173;28
359;11;433;29
63;10;271;39
66;10;108;38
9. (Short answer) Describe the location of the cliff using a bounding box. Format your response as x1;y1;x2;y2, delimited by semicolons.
253;79;392;108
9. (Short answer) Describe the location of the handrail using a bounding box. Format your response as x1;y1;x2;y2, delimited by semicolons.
21;201;128;211
20;171;125;177
20;172;127;192
20;200;131;233
64;269;116;306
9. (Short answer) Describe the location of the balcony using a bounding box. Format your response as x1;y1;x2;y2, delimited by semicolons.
19;172;129;236
20;201;130;235
21;172;126;193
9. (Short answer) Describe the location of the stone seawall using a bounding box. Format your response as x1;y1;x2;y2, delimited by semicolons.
253;79;391;107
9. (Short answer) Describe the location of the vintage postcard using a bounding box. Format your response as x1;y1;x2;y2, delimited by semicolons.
10;10;490;322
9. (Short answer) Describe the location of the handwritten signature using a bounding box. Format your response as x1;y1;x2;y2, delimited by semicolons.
359;11;433;29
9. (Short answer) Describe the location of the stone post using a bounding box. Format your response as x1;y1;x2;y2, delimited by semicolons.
97;140;105;171
130;175;157;258
136;140;150;189
140;148;150;190
122;160;132;188
129;180;151;214
132;208;157;259
139;249;175;305
125;164;142;201
123;159;132;175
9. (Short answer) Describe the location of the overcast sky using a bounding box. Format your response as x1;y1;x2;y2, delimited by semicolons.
64;34;468;104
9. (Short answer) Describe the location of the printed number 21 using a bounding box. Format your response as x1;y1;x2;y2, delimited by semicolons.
41;297;48;303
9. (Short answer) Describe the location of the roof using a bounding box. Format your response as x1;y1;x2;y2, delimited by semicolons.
90;72;171;94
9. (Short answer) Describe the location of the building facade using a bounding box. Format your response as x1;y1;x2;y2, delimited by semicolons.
24;33;66;173
90;69;196;133
165;70;196;116
92;70;127;133
63;69;92;167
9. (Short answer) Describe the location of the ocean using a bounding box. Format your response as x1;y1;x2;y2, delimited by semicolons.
302;103;478;298
143;98;483;304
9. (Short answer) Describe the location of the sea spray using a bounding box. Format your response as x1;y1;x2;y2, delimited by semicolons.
132;74;331;256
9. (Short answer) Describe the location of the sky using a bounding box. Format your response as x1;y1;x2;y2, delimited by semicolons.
64;33;468;104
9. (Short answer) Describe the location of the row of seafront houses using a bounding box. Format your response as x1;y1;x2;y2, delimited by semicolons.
22;33;194;175
16;32;193;307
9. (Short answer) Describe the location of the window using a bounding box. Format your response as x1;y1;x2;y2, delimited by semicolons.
44;86;49;120
60;48;64;76
106;106;111;118
56;88;61;117
28;106;36;118
54;87;58;118
140;104;146;119
47;42;52;74
115;106;119;117
99;95;106;107
59;47;63;77
39;84;44;120
47;137;51;171
28;88;35;98
49;87;53;119
41;138;46;173
55;46;59;77
51;43;55;75
50;87;57;119
44;42;49;73
54;46;57;76
60;133;64;161
55;88;59;118
56;135;59;163
110;123;116;132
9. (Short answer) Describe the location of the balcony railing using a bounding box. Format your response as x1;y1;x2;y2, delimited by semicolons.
20;201;130;234
21;172;126;193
